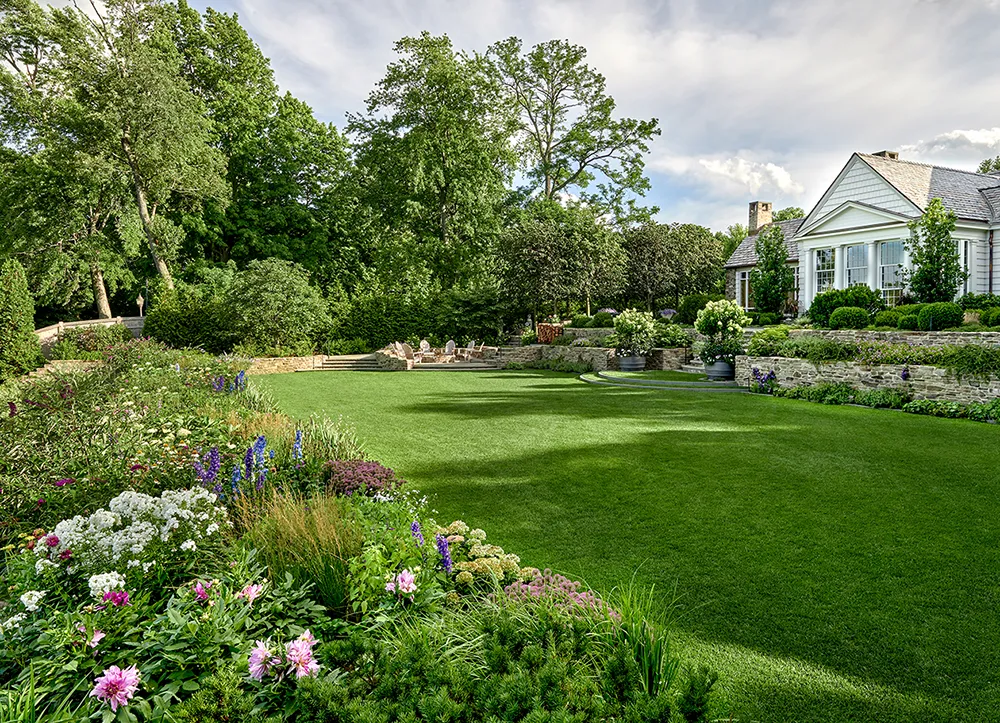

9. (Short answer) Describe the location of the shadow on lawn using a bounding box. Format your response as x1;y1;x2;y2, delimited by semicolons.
402;424;993;723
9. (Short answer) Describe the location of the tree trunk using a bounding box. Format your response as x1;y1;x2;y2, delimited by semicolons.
90;264;112;319
586;289;591;316
121;133;174;289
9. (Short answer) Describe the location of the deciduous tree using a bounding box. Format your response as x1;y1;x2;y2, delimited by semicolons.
905;197;966;303
749;224;794;313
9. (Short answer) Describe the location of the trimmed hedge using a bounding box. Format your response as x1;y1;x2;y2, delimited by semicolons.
676;294;723;325
589;311;614;328
917;302;963;331
874;309;901;327
807;286;886;327
898;314;919;330
829;306;871;330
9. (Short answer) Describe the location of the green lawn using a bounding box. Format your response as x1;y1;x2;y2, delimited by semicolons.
602;370;708;382
260;370;1000;722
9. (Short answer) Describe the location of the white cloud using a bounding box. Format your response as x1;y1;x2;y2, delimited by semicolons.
698;158;804;196
900;128;1000;158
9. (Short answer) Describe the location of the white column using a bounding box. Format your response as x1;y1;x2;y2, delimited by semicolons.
834;244;846;289
867;241;879;291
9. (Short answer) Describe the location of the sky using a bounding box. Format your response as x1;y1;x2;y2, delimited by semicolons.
173;0;1000;230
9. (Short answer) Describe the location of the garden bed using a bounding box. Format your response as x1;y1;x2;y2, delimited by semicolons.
736;354;1000;404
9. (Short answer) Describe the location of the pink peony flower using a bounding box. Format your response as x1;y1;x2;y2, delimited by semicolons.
45;534;60;547
90;665;141;711
192;581;211;601
248;640;281;681
285;639;321;678
396;569;417;595
237;583;264;606
59;549;73;560
53;478;74;487
77;624;106;649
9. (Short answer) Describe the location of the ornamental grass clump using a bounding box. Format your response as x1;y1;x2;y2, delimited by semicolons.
238;492;363;615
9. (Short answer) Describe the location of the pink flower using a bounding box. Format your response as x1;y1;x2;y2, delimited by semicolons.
385;581;396;593
237;583;264;606
296;629;318;648
192;581;211;601
59;549;73;560
285;639;321;678
77;624;106;649
44;534;59;547
103;591;130;607
53;478;74;487
90;665;141;711
248;640;281;681
396;569;417;595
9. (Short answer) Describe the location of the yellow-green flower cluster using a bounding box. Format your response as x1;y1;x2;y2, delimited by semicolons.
438;520;524;587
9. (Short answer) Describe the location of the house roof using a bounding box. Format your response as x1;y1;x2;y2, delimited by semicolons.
724;217;804;269
858;153;1000;222
981;185;1000;224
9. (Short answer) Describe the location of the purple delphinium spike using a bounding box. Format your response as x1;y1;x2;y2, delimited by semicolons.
244;446;254;482
212;376;225;392
410;520;424;547
435;533;452;573
292;429;303;461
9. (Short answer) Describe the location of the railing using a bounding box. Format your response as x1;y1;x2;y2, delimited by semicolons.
35;316;145;357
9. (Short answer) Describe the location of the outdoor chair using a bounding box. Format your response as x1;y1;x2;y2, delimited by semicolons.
457;340;477;361
419;339;431;353
401;342;422;364
443;340;457;362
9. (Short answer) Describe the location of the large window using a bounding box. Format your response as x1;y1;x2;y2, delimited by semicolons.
880;241;904;305
815;249;835;294
846;244;868;287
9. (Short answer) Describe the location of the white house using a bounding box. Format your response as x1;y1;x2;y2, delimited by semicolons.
725;151;1000;313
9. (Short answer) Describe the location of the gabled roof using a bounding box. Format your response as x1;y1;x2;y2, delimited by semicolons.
795;199;913;237
981;186;1000;224
858;153;1000;222
724;217;804;269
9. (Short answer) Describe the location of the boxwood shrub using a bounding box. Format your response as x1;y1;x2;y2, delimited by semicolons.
807;286;886;327
829;306;871;330
874;309;901;327
747;326;790;356
898;314;919;330
917;302;963;331
570;315;593;328
589;311;614;328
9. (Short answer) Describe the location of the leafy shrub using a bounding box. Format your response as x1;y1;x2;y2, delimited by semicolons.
654;324;693;349
807;286;886;327
747;326;790;356
227;259;330;353
613;309;658;357
520;331;538;345
677;665;718;723
0;259;43;381
49;324;134;360
917;302;963;331
695;300;750;365
957;293;1000;310
852;388;911;409
322;460;405;498
892;303;925;317
551;334;575;346
829;306;871;330
774;382;855;405
514;359;593;373
321;337;370;355
776;336;857;363
676;294;722;325
896;314;918;330
570;315;593;328
874;309;901;327
144;281;235;354
981;307;1000;327
751;311;783;326
902;399;968;419
431;286;510;345
589;311;614;328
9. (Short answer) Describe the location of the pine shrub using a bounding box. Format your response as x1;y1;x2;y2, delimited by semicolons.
0;259;43;381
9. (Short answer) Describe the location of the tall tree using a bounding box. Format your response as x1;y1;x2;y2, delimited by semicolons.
350;32;516;287
772;206;805;222
0;258;43;381
714;223;747;260
905;197;966;303
625;223;722;310
978;157;1000;174
487;37;660;224
749;224;794;313
57;0;229;288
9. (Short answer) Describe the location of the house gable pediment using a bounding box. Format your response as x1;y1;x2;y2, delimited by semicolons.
797;201;911;238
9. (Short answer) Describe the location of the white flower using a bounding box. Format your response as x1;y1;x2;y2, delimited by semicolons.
1;614;26;631
19;591;46;612
177;428;191;437
180;539;197;552
88;571;126;599
35;559;59;576
205;523;219;536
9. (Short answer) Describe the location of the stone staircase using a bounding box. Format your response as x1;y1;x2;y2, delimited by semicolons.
680;359;706;375
305;354;381;372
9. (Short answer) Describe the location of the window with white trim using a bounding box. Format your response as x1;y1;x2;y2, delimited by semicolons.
738;270;753;310
845;244;868;287
815;249;835;294
879;241;904;305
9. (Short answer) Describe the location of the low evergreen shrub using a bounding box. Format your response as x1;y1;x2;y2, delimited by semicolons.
747;326;790;356
958;293;1000;310
589;311;614;328
0;258;43;381
570;315;593;328
898;314;919;330
829;306;871;330
874;309;901;327
807;286;886;327
917;302;963;331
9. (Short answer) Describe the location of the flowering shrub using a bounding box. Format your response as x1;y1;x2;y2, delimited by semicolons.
696;300;750;365
503;569;616;620
612;309;658;357
750;368;778;394
323;459;405;497
29;487;228;590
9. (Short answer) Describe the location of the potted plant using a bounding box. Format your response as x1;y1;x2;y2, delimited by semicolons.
612;309;657;371
694;300;751;380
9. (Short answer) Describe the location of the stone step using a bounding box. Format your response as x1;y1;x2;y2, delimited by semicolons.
596;371;738;388
579;373;746;392
680;363;705;374
411;362;501;371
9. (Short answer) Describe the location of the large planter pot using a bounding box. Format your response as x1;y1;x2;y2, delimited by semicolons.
705;361;734;381
619;356;646;372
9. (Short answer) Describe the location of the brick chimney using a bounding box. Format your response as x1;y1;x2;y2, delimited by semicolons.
748;201;772;234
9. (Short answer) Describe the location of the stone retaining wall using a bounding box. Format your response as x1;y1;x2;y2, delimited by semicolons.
374;351;409;370
245;356;326;375
790;329;1000;348
509;345;687;372
562;327;614;340
736;355;1000;404
540;345;619;371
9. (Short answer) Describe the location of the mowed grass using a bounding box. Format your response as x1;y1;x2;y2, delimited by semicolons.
261;370;1000;722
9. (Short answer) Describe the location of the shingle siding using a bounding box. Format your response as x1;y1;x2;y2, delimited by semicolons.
814;158;918;220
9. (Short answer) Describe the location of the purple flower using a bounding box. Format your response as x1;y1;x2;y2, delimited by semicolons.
102;591;130;607
410;520;424;547
7;402;16;417
243;447;254;484
323;460;405;497
212;376;225;393
436;533;452;573
901;366;911;381
53;478;75;487
194;447;221;485
658;309;677;319
292;429;303;461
